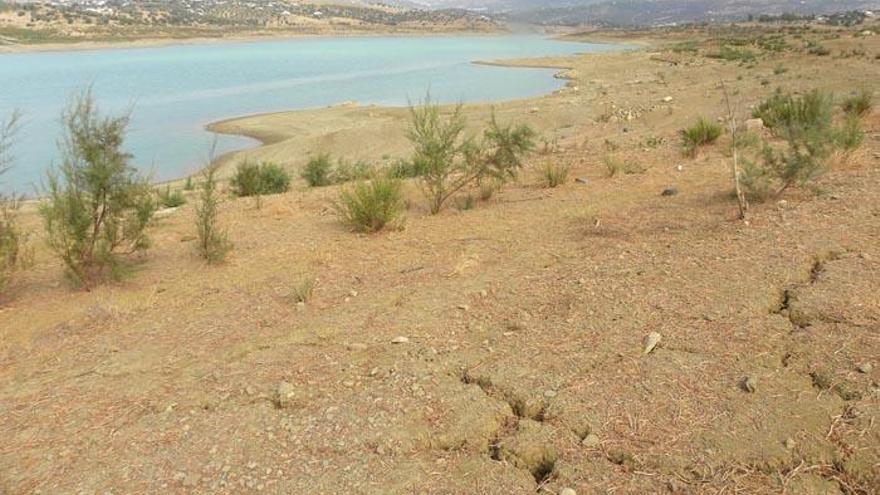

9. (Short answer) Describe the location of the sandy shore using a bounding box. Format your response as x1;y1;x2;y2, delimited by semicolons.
0;28;503;55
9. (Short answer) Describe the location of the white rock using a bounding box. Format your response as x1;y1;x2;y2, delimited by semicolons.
559;488;577;495
391;336;410;344
662;96;673;103
643;332;662;355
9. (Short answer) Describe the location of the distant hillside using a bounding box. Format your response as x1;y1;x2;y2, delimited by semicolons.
388;0;880;25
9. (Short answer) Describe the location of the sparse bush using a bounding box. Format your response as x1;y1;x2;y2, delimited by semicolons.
1;111;28;295
195;160;231;264
834;114;864;151
407;99;534;214
603;156;645;177
336;177;405;233
334;158;373;183
741;90;841;200
539;161;570;188
183;176;194;191
841;90;873;118
753;89;834;136
231;161;290;196
156;185;186;208
40;91;155;289
301;153;333;187
680;118;723;157
481;112;536;184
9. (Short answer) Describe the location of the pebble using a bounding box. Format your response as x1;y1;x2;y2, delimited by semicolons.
661;187;678;197
391;336;410;344
559;488;577;495
675;164;684;172
581;433;600;448
543;390;558;399
783;437;796;450
662;96;673;102
741;376;758;393
857;362;873;374
275;381;296;408
575;177;589;184
643;332;662;355
457;304;470;311
347;343;368;351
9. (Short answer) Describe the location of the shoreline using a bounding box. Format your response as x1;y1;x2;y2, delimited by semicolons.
0;28;504;55
203;41;639;175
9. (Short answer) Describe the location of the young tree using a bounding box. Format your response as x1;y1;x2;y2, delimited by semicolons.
1;110;27;294
407;99;534;214
195;147;231;264
40;90;155;289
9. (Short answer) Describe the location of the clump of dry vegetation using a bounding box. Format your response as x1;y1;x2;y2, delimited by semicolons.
539;161;570;188
40;91;155;289
230;161;290;197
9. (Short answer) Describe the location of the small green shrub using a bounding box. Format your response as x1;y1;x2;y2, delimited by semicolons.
301;153;333;187
336;177;405;233
680;118;723;157
742;89;840;200
752;89;834;137
156;185;186;208
841;90;873;118
40;90;155;289
183;176;194;191
195;161;232;264
540;162;570;188
231;161;290;196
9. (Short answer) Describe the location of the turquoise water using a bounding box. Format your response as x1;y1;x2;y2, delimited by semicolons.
0;36;617;191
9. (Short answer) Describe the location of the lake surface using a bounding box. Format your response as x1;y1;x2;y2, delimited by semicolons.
0;36;619;191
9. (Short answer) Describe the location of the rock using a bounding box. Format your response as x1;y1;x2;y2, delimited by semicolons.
543;390;557;399
275;381;296;408
347;343;368;351
745;118;765;132
457;304;470;312
559;488;577;495
675;164;684;172
857;362;873;374
575;177;589;185
662;96;673;103
661;188;678;197
643;332;662;355
741;376;758;393
391;336;410;344
783;437;796;450
581;433;600;448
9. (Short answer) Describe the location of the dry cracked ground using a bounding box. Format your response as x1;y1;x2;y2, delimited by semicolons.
2;25;880;495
